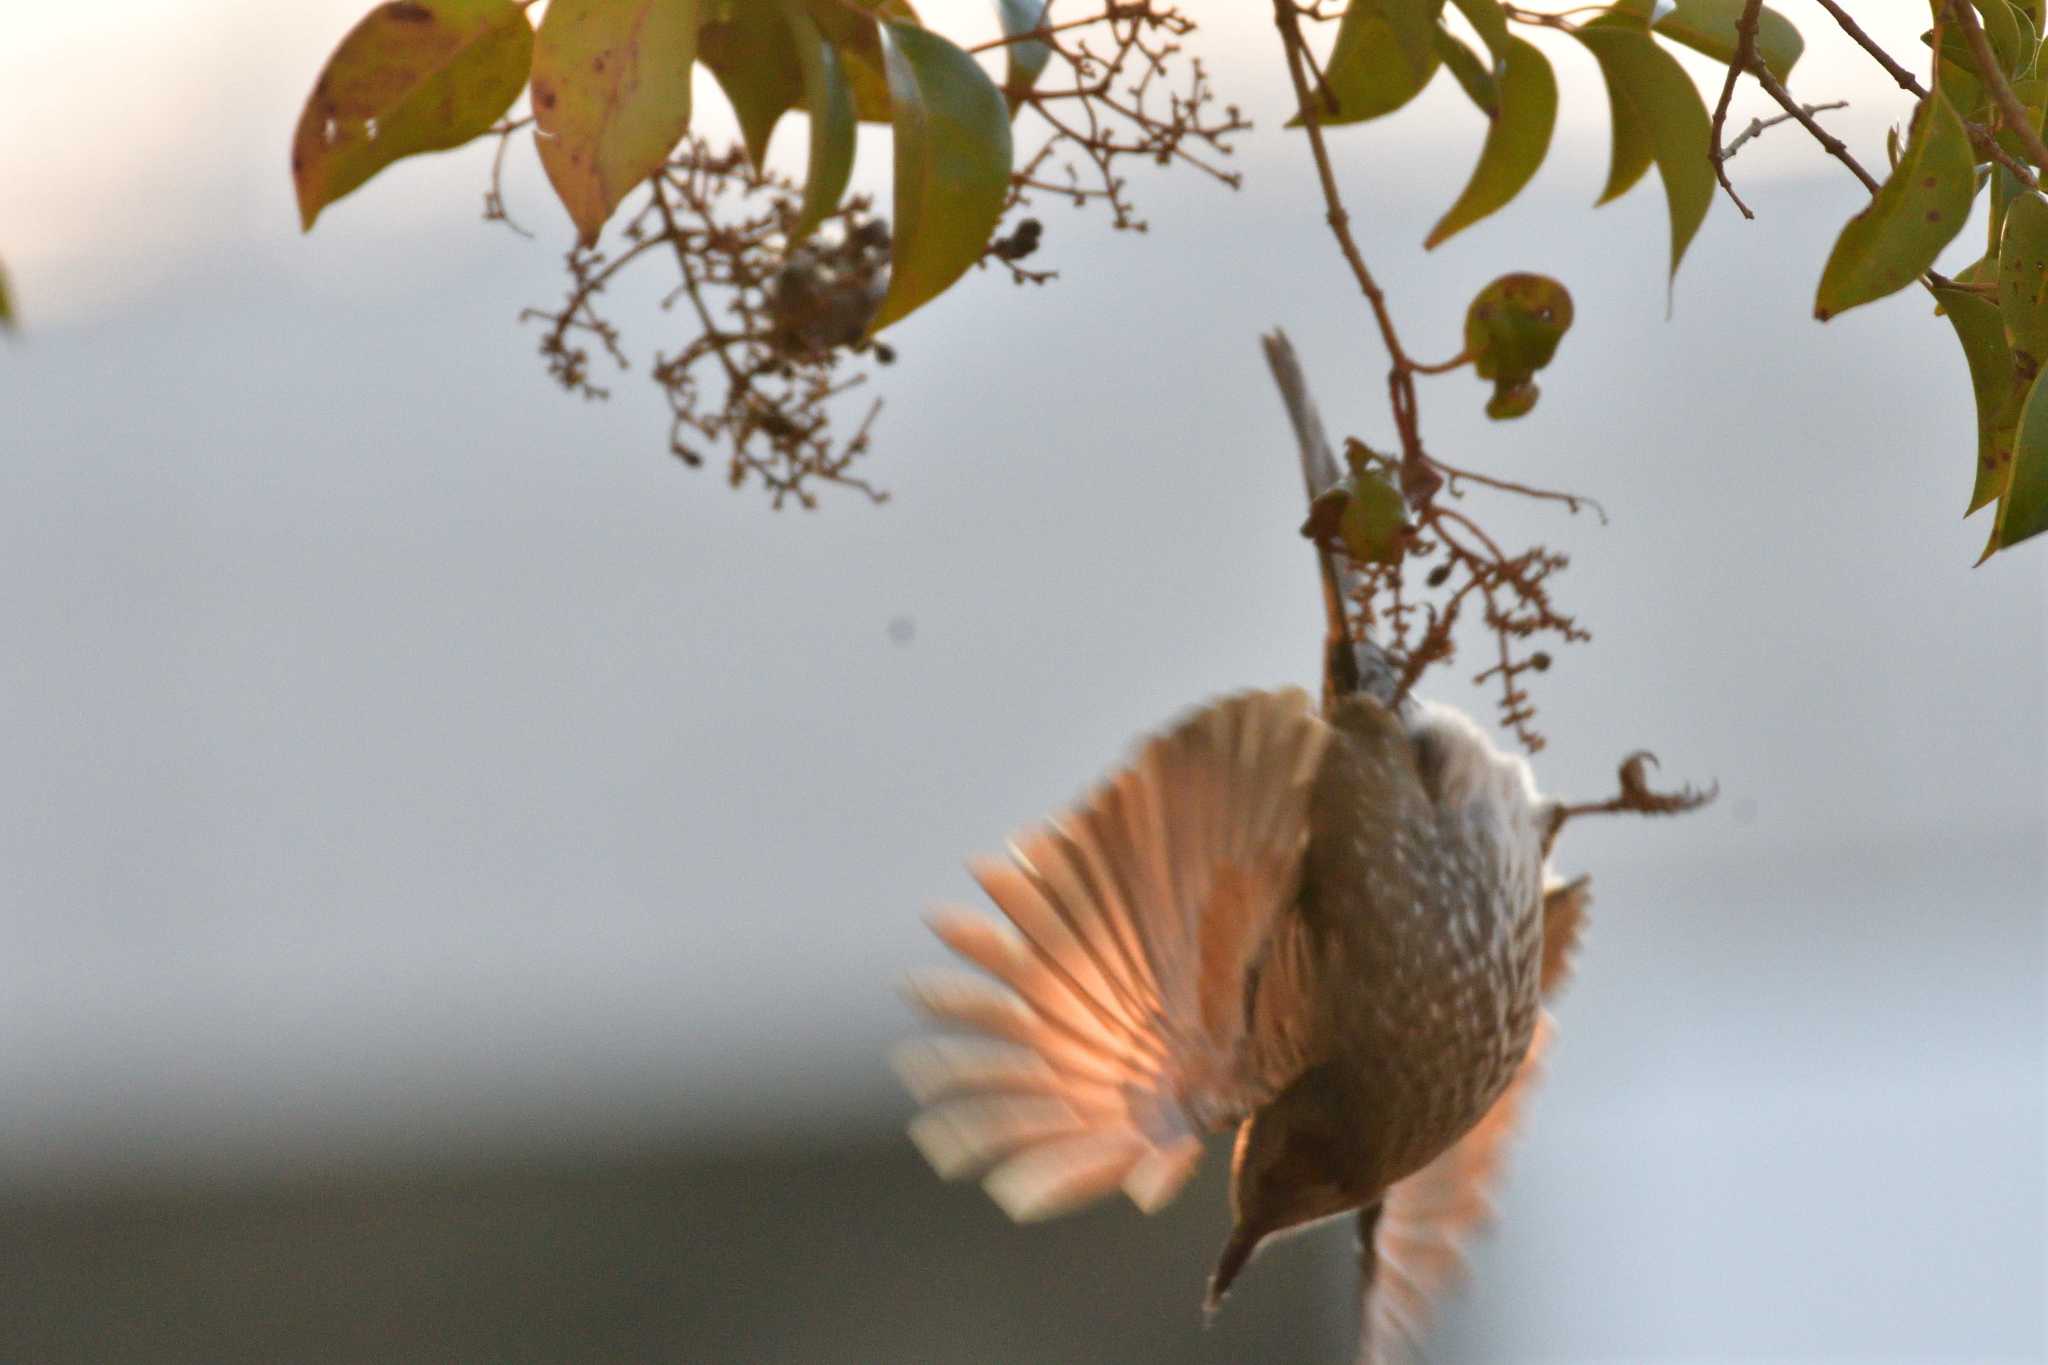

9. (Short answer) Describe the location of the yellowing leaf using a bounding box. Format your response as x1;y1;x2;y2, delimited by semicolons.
532;0;700;246
1984;355;2048;556
699;0;804;169
869;22;1012;332
292;0;533;231
1423;35;1555;249
1573;24;1713;279
809;0;919;123
1813;90;1974;320
788;0;856;241
0;257;15;333
1306;0;1445;126
997;0;1054;111
1934;282;2022;514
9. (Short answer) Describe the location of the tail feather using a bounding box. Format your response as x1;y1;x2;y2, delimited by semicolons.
897;690;1333;1221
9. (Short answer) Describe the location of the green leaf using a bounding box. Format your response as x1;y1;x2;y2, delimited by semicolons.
1974;0;2025;76
1302;440;1411;565
1935;282;2022;513
699;0;804;169
1303;0;1446;126
1812;89;1974;320
1573;25;1713;279
291;0;533;231
532;0;700;246
809;0;919;123
1446;0;1511;65
870;22;1012;332
1603;0;1803;80
1435;29;1498;116
997;0;1054;110
1998;190;2048;364
1984;355;2048;555
1423;35;1555;249
788;0;856;242
1464;272;1573;420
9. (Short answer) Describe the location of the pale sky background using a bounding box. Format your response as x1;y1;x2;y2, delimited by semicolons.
1;5;2044;1360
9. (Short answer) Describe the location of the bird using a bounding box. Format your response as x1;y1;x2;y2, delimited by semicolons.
891;332;1706;1362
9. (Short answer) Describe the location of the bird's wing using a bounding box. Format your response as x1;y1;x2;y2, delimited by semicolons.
1356;874;1592;1364
895;689;1332;1222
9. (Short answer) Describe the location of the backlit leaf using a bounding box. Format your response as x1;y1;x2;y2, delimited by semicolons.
810;0;920;123
1435;30;1499;116
1447;0;1511;66
1934;282;2022;513
1813;89;1973;320
0;258;15;333
870;22;1012;332
1573;24;1713;278
788;0;856;241
1605;0;1802;80
997;0;1054;110
292;0;533;231
1304;0;1446;126
532;0;700;246
699;0;804;168
1423;35;1555;249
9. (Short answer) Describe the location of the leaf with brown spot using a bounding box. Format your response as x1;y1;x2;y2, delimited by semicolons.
292;0;533;231
1998;190;2048;366
1813;86;1974;320
532;0;700;246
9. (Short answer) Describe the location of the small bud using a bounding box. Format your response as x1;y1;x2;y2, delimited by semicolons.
1530;652;1551;671
1425;564;1452;588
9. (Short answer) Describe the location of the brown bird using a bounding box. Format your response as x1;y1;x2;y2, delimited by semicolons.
893;333;1706;1361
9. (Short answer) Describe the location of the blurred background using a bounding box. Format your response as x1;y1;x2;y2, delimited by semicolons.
2;5;2042;1362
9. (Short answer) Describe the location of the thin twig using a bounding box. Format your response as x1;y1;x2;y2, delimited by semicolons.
1722;100;1849;161
1707;0;1765;219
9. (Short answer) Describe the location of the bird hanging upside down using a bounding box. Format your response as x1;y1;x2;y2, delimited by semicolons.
893;333;1710;1363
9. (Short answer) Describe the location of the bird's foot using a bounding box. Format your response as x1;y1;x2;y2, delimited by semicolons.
1548;752;1716;849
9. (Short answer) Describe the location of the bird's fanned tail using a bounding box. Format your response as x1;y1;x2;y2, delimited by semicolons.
896;689;1331;1222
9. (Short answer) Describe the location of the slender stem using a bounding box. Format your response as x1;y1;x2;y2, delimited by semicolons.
1270;0;1432;495
1707;0;1764;220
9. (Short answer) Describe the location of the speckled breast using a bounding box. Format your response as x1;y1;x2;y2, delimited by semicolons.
1298;702;1547;1197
